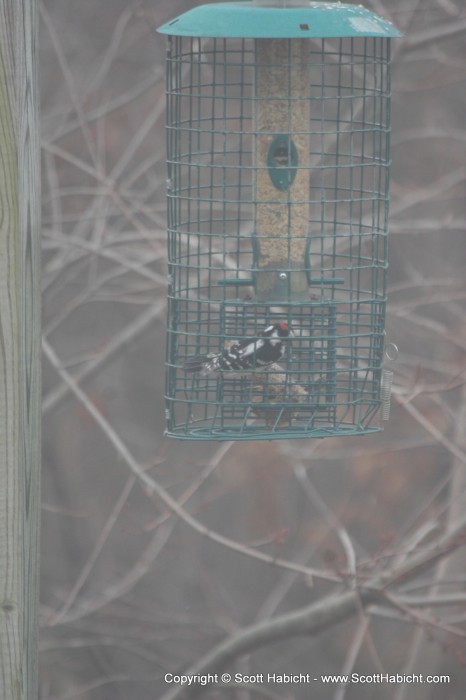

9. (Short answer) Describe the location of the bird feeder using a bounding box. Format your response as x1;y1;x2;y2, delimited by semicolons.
157;1;401;441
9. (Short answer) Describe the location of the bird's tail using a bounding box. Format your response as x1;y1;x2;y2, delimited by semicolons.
182;355;208;373
183;353;220;374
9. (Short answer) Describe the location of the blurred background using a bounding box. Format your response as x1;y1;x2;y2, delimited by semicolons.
39;1;466;699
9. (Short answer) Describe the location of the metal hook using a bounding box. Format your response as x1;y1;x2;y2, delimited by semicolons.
385;343;399;362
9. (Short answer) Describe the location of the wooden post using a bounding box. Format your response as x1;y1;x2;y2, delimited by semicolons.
254;36;310;301
0;1;41;699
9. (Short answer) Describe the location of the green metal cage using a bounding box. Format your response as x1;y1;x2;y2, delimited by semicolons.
157;2;401;441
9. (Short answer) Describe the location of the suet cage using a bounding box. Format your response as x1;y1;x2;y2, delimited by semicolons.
157;1;401;441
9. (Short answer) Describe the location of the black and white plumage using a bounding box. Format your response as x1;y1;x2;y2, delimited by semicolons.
183;322;291;375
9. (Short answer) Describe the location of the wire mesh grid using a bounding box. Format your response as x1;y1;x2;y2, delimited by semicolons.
164;35;391;440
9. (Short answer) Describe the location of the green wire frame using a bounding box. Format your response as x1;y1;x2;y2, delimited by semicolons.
164;34;392;441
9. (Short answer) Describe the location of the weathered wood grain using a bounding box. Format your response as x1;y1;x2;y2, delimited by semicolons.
0;1;40;698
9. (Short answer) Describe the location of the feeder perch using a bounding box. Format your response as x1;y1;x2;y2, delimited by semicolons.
157;1;401;441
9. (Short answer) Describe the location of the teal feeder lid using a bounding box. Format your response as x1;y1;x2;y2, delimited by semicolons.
157;1;402;39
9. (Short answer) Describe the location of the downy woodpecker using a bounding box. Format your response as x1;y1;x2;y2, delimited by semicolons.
183;322;291;375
